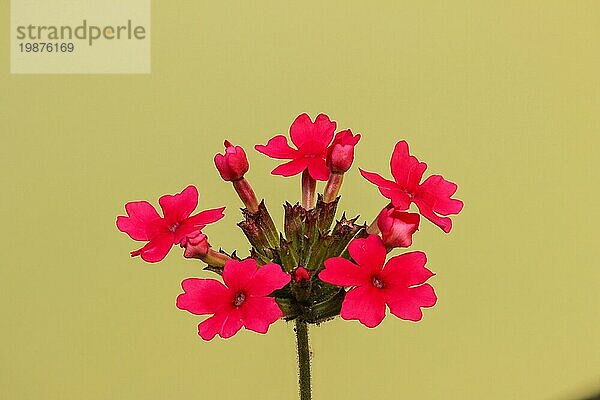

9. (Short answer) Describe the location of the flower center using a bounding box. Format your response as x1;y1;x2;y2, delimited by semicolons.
402;188;415;198
371;275;385;289
232;291;246;307
168;222;180;233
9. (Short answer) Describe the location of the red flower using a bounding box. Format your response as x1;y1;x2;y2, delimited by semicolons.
360;140;463;233
214;140;250;181
255;113;336;181
319;235;436;328
326;129;361;173
377;206;420;249
176;259;291;340
116;185;225;263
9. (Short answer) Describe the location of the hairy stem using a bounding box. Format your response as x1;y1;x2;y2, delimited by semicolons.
201;249;231;267
232;178;259;213
295;319;312;400
366;218;380;234
301;170;316;209
323;172;343;203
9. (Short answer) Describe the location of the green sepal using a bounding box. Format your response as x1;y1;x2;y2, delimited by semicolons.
316;194;339;233
326;214;365;259
302;288;345;324
271;234;298;272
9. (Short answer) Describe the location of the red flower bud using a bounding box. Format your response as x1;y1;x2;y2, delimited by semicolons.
326;130;361;174
179;231;210;259
293;266;310;283
377;206;420;249
214;140;249;181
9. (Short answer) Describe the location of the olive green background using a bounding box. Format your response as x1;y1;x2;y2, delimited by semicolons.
2;1;599;399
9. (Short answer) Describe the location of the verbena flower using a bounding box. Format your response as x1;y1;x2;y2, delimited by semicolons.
176;259;290;340
116;185;225;262
319;235;437;327
255;113;336;181
360;140;463;232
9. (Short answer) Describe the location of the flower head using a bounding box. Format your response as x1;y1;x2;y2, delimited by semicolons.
255;113;336;181
116;185;225;263
360;140;463;232
326;129;361;173
377;206;420;249
214;140;250;181
176;259;291;340
319;235;436;327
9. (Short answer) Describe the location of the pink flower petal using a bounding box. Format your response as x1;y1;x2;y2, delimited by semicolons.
175;207;225;245
386;284;437;322
413;174;463;232
130;233;174;263
390;141;427;192
332;129;361;146
359;169;397;189
313;113;336;145
306;158;331;181
246;263;290;296
222;259;257;291
116;201;162;241
320;257;370;287
159;185;199;224
271;158;309;177
413;198;453;233
340;285;387;328
254;135;297;159
176;278;230;315
198;310;228;340
417;175;464;216
290;113;335;154
289;113;313;148
382;251;434;288
198;307;244;340
347;235;387;273
360;168;412;209
379;187;412;210
241;297;283;334
220;308;245;339
180;207;226;237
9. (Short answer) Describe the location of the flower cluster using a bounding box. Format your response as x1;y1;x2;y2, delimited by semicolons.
116;113;463;339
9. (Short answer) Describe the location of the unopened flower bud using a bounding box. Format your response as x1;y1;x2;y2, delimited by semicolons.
326;130;361;174
377;206;420;249
293;266;310;283
214;140;249;181
180;231;210;259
